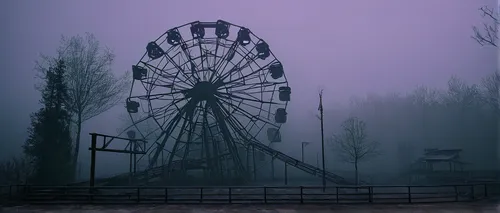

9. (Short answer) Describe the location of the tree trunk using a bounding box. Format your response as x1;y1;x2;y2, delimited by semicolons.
354;161;359;190
72;114;82;180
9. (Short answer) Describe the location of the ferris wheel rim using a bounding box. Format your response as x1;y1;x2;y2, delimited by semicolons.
123;20;291;170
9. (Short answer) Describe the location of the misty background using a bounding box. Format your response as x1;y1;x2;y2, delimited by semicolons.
0;0;497;182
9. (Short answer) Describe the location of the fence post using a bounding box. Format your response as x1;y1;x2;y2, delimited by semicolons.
454;185;458;201
300;186;304;204
137;187;141;203
368;187;373;203
484;184;488;198
89;133;97;188
336;187;339;203
407;186;412;203
228;187;232;204
264;187;267;204
165;188;168;203
200;187;203;203
284;163;288;185
9;185;12;201
470;185;475;200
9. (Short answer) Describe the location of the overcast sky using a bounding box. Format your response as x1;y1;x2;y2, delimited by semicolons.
0;1;497;165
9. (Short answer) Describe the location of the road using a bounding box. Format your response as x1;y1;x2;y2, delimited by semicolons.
2;200;499;213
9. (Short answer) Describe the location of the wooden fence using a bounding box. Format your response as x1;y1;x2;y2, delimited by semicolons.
1;183;498;205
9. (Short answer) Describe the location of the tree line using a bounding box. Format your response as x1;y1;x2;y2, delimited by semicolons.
0;34;128;185
325;73;499;184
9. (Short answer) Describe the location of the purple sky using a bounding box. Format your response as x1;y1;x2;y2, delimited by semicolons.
0;1;497;165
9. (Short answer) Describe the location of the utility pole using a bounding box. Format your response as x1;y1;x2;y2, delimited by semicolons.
318;90;326;191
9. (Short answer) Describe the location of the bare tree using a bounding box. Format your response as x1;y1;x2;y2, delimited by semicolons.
481;72;500;111
445;76;482;108
330;117;379;185
36;33;129;173
472;6;498;47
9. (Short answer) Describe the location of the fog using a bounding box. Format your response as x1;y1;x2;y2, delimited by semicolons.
0;0;497;185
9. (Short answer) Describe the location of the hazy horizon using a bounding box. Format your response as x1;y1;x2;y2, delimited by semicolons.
0;0;497;181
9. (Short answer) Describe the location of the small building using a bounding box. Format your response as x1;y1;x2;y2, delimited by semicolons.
409;148;469;184
420;149;466;172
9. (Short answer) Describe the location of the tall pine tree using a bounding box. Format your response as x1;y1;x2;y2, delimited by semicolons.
24;59;74;184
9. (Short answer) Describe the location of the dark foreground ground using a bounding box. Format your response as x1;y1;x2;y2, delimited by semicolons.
2;200;500;213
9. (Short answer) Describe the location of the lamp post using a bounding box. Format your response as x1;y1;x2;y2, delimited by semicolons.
301;142;310;163
318;90;326;191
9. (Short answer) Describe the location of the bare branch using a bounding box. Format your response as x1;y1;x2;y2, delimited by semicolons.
472;6;499;47
330;117;380;164
35;33;131;169
481;71;500;111
56;33;130;122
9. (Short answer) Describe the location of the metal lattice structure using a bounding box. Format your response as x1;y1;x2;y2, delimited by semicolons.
120;20;291;183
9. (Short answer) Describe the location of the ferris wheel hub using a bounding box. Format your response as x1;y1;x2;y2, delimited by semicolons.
184;81;218;101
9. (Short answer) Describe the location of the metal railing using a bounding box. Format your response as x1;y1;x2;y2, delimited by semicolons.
1;182;498;205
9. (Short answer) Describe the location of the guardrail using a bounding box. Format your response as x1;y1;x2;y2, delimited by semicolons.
1;183;498;205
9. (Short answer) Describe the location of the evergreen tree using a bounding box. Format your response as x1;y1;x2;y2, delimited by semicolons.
24;59;74;184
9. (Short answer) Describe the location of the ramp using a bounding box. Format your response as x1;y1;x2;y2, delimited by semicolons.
247;141;354;185
77;142;357;186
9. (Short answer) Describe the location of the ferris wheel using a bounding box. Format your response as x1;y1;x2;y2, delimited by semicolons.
123;20;291;179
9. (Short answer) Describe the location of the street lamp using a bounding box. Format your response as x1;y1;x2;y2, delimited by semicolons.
301;142;310;163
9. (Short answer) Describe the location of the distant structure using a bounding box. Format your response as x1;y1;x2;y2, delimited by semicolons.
409;148;467;184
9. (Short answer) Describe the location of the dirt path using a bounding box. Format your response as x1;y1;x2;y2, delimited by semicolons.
2;201;499;213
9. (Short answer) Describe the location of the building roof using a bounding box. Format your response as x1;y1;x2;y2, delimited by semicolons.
423;149;462;162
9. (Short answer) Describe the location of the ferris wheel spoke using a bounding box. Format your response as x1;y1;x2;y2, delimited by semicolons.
140;58;174;77
219;61;275;86
209;40;238;82
151;106;177;124
217;49;260;82
216;92;280;105
215;100;262;144
210;38;221;71
130;90;186;101
166;101;197;167
196;38;207;72
148;104;189;168
178;114;197;163
218;92;275;114
227;90;277;107
162;53;198;86
150;95;189;128
141;55;196;89
226;71;264;85
150;97;189;121
216;55;259;84
209;100;246;174
179;43;203;82
224;80;286;92
217;98;259;120
138;107;183;165
216;98;279;129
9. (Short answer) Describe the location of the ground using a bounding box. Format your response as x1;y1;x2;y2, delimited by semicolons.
2;200;499;213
